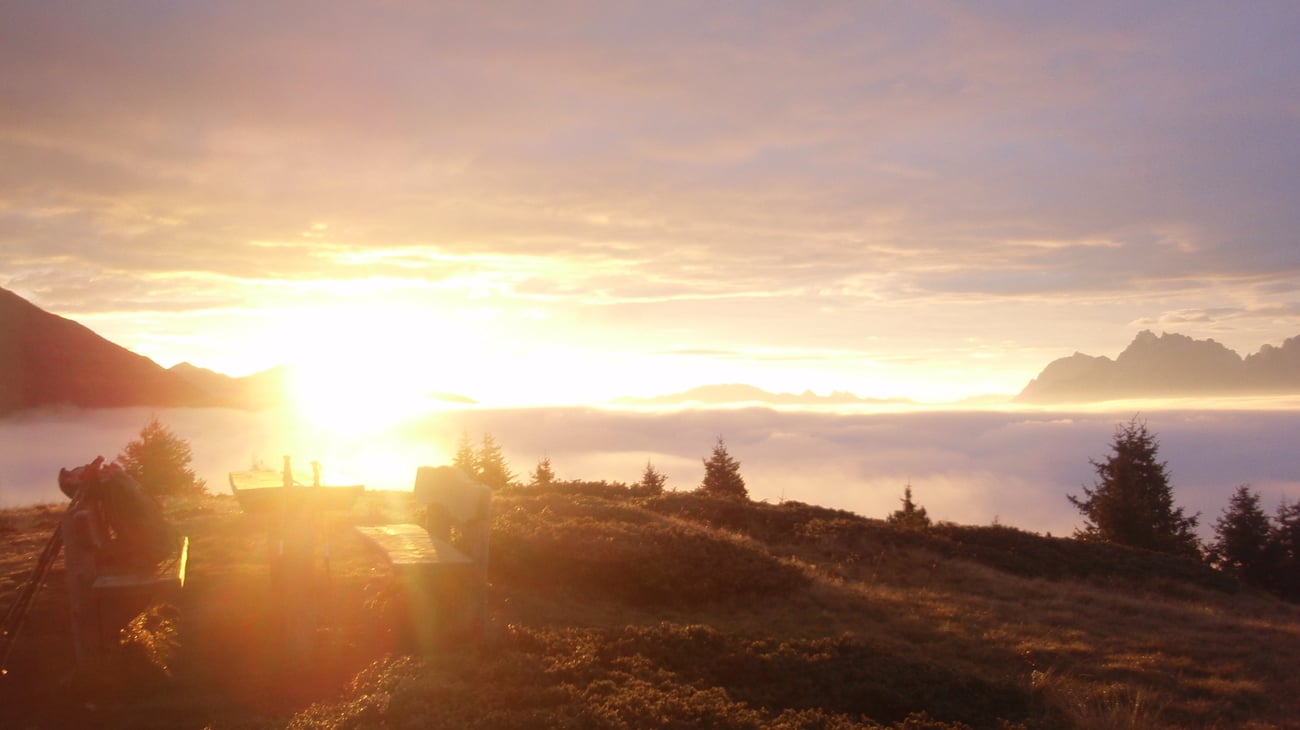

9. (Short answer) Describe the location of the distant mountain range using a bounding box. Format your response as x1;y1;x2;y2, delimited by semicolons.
8;286;1300;412
614;383;912;407
1016;330;1300;403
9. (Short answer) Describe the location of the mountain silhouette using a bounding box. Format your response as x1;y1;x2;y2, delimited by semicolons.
0;287;479;414
0;286;219;413
1017;330;1300;402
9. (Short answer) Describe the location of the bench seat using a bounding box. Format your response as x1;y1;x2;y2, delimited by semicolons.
354;524;473;569
91;536;188;645
354;466;490;649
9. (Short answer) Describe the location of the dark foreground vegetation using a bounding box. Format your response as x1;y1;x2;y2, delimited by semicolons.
2;484;1299;729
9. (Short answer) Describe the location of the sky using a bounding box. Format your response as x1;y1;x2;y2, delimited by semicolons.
3;2;1300;407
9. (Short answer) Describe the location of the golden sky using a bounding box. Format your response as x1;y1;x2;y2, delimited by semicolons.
3;2;1300;406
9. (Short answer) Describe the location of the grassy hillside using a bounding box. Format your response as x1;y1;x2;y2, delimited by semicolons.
2;486;1298;728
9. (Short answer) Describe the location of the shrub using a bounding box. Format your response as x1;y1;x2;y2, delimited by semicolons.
490;492;807;606
529;456;557;488
887;485;931;530
636;460;667;496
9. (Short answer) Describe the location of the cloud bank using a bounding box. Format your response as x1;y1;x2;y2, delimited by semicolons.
4;405;1297;543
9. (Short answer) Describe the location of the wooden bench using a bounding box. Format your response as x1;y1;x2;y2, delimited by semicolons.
355;466;491;648
229;458;365;658
60;491;189;663
92;537;189;648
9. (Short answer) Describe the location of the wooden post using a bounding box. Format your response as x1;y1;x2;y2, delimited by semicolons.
62;504;105;663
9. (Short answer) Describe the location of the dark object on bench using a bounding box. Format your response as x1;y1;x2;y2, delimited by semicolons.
57;457;188;663
355;466;491;649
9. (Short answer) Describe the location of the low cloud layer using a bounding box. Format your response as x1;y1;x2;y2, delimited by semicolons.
4;406;1297;542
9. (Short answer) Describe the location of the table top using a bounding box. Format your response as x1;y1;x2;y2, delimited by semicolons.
229;470;364;515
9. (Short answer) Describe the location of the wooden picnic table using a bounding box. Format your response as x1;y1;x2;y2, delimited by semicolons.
229;457;363;660
228;459;363;515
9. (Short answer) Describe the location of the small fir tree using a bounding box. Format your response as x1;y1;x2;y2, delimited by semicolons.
475;432;515;489
1210;484;1278;588
116;416;207;498
699;437;747;499
452;429;477;477
888;483;931;530
530;456;557;488
1068;418;1200;557
638;460;667;495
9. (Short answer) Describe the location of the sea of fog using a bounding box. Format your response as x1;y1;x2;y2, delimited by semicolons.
3;405;1298;540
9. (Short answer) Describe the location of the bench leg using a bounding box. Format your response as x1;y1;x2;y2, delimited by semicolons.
397;564;482;652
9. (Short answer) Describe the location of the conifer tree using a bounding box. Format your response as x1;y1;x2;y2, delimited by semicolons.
1210;485;1278;588
475;432;515;489
638;460;667;495
116;416;207;497
530;455;556;488
1068;418;1200;557
452;429;476;477
699;437;746;499
1273;500;1300;600
888;483;931;530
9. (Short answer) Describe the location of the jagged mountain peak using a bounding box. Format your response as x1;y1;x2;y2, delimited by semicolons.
1018;330;1300;403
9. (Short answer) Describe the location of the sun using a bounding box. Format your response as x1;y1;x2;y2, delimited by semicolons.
289;357;436;434
281;302;482;434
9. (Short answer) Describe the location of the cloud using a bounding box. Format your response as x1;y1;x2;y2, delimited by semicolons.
6;405;1299;544
2;2;1300;392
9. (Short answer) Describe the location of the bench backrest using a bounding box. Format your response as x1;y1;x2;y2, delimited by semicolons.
413;466;491;569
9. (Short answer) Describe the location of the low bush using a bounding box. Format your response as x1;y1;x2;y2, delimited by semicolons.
290;624;1030;729
491;493;808;607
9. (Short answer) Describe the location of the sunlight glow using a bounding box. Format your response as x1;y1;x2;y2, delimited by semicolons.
284;303;478;433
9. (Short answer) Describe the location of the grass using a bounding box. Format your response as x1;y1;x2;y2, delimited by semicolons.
1;486;1298;728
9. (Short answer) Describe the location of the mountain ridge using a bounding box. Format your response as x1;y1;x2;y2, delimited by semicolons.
0;286;482;414
0;287;221;413
1017;330;1300;403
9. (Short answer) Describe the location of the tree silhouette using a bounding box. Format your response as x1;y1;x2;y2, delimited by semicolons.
1068;418;1199;557
452;429;476;476
1273;500;1300;600
116;416;207;497
475;432;515;489
530;455;557;488
888;483;931;530
638;460;667;495
1210;485;1277;589
699;437;746;499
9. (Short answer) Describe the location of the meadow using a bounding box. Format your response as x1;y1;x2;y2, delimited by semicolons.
2;483;1298;728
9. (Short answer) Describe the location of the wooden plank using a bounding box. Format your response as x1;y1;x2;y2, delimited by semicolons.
355;524;473;567
93;536;189;592
228;469;287;491
230;480;364;515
